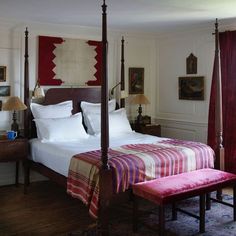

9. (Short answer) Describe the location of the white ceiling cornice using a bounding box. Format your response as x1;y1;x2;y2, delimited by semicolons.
1;0;236;35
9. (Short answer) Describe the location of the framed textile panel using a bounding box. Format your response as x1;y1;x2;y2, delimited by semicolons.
38;36;102;86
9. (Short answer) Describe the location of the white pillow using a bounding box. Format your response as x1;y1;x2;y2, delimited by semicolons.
31;100;73;119
81;99;116;134
86;108;132;136
34;113;88;142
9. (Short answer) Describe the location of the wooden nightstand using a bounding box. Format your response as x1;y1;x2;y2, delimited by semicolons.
0;138;28;188
131;123;161;137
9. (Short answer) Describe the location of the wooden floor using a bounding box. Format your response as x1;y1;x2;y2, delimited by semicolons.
0;181;94;236
0;181;233;236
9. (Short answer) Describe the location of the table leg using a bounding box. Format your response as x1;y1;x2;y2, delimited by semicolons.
15;161;19;187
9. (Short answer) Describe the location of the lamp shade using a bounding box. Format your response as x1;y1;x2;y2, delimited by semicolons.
34;87;45;98
2;96;27;111
130;94;150;105
120;90;128;99
33;79;45;98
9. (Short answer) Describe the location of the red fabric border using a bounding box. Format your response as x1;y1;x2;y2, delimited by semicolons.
86;40;102;86
38;36;64;85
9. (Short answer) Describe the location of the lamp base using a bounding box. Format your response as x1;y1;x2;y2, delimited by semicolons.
136;104;144;125
11;122;19;133
136;114;144;125
11;111;19;134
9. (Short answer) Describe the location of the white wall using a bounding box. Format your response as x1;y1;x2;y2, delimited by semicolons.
156;29;215;143
0;18;235;185
0;20;158;185
155;23;236;142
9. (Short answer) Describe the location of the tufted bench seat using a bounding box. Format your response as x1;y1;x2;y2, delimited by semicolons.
132;168;236;235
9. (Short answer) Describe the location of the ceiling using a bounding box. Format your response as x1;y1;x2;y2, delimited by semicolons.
1;0;236;34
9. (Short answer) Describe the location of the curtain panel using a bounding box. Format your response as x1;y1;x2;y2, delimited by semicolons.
208;30;236;173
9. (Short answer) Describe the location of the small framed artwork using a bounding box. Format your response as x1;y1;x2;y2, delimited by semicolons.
179;76;204;100
129;67;144;94
0;86;10;97
0;100;2;110
0;66;6;82
186;53;197;74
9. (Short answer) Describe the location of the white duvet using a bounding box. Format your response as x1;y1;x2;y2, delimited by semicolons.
30;131;165;177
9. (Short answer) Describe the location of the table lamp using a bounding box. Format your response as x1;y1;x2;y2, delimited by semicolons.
2;96;27;133
130;94;150;124
33;80;45;98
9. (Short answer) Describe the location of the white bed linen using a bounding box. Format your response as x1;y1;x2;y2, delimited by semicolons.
29;132;165;177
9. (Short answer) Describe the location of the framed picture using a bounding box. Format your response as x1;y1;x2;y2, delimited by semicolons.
186;53;197;74
0;66;6;82
0;100;2;111
129;67;144;94
179;76;204;100
0;86;10;97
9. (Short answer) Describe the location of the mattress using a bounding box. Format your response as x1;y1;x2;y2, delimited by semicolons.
29;131;163;177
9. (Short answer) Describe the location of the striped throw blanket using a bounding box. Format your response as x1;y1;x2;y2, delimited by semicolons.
67;139;214;218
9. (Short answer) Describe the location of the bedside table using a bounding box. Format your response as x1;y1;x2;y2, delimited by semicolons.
0;138;28;188
131;123;161;137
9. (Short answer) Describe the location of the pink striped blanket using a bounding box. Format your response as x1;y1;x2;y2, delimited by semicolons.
67;139;214;219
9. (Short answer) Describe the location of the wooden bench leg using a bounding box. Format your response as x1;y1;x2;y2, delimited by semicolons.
234;185;236;221
172;202;177;220
199;194;206;233
133;196;138;232
206;192;211;210
159;205;165;236
216;188;222;201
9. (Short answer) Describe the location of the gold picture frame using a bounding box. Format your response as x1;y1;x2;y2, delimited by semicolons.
179;76;204;100
0;66;6;82
0;86;10;96
129;67;144;94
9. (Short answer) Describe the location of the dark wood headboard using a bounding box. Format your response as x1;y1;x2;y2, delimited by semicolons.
43;87;101;114
29;87;101;138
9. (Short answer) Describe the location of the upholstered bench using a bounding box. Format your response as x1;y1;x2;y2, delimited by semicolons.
132;168;236;235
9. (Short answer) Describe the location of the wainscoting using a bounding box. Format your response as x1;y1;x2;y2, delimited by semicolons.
155;118;208;143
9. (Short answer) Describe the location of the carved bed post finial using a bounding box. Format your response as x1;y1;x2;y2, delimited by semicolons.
24;27;30;138
214;18;225;171
101;0;109;170
120;36;125;108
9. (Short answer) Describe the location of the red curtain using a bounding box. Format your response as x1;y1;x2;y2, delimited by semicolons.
208;30;236;173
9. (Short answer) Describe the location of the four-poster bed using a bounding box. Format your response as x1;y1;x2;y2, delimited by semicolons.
23;2;221;235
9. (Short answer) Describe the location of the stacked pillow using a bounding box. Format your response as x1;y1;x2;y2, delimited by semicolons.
31;101;73;119
31;101;88;142
81;99;116;135
31;99;132;141
81;98;132;136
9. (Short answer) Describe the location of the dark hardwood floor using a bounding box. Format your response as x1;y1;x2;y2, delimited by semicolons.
0;181;95;236
0;181;233;236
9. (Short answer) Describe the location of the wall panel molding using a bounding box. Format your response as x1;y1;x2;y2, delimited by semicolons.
154;117;208;143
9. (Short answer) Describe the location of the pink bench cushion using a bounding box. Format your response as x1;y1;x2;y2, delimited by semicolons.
133;168;236;205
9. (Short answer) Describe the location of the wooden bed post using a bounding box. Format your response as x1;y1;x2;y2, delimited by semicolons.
24;27;30;138
120;37;125;108
101;0;109;170
214;19;225;171
98;1;113;235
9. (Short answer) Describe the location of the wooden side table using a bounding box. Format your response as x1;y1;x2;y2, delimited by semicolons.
0;138;28;189
131;123;161;137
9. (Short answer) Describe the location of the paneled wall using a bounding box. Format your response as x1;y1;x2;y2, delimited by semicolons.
0;18;235;185
156;29;215;142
